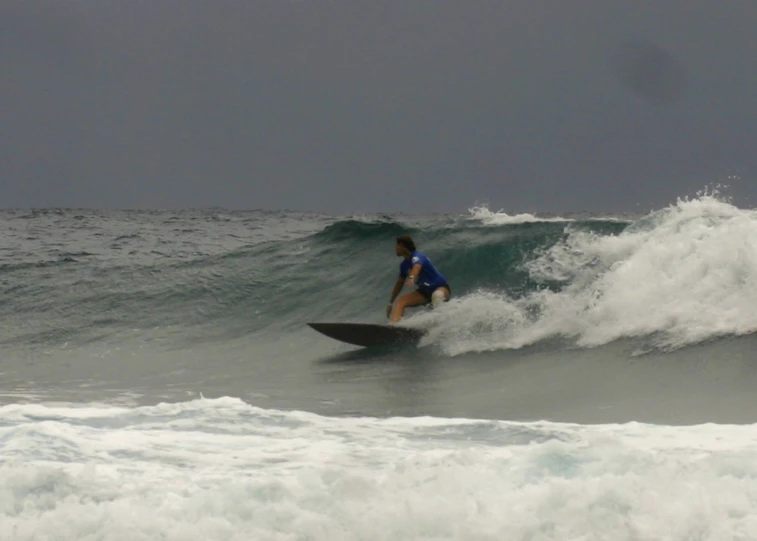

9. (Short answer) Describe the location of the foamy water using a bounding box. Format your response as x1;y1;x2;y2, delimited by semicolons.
416;196;757;355
2;397;757;540
467;205;572;225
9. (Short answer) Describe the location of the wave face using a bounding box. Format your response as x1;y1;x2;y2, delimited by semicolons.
2;195;756;357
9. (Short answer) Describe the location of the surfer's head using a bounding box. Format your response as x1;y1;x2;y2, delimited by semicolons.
395;234;416;256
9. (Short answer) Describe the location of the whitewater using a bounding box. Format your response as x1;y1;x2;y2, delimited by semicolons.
3;194;757;540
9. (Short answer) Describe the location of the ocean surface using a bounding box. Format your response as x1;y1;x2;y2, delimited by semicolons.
4;194;757;539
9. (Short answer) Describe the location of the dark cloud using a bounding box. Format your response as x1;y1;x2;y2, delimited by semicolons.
609;41;687;106
1;1;757;213
0;2;81;68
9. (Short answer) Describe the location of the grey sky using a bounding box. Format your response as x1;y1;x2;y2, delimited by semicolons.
2;1;756;214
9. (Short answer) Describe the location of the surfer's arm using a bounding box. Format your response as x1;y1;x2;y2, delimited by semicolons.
405;263;422;287
387;276;404;317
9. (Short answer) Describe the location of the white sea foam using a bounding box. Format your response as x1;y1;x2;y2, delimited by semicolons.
2;397;757;540
467;205;572;225
418;195;757;354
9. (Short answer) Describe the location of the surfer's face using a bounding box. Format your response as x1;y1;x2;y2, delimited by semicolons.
395;242;406;257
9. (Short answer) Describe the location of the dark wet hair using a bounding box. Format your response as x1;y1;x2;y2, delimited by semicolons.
396;234;416;252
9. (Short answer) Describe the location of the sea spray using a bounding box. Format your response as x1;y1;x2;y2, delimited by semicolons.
414;195;757;354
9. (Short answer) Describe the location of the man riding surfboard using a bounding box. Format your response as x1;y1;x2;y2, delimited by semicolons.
387;234;451;323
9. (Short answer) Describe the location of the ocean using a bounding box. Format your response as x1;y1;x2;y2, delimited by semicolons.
3;194;757;540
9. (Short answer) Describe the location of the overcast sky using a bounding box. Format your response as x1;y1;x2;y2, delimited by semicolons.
2;0;756;214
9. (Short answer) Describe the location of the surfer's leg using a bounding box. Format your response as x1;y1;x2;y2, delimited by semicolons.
431;289;445;307
431;285;451;308
389;291;428;323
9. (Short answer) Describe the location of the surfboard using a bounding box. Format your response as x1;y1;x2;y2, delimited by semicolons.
307;322;426;348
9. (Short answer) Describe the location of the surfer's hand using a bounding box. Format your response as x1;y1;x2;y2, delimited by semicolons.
386;303;393;318
405;275;415;287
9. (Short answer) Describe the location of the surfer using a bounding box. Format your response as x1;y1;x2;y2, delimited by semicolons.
387;234;451;323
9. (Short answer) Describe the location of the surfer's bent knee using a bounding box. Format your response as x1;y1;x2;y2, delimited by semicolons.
431;286;450;308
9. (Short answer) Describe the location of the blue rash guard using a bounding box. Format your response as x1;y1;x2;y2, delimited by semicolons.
399;251;448;295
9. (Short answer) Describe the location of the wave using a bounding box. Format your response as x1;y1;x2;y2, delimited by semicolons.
2;195;756;354
413;195;757;354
